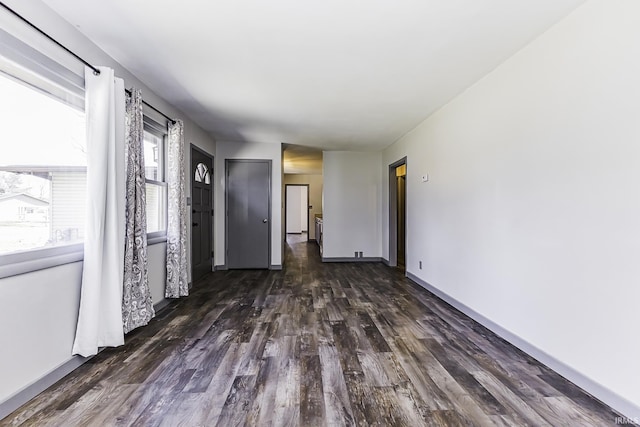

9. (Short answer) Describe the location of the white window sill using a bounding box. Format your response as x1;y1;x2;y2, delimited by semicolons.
0;233;167;279
147;231;167;246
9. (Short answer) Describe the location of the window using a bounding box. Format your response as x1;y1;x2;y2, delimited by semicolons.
194;162;211;184
143;121;167;235
0;30;168;277
0;64;86;256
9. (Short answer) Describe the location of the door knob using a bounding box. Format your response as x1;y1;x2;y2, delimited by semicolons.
192;222;198;226
263;219;268;223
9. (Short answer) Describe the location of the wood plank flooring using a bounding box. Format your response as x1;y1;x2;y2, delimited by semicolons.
1;234;628;426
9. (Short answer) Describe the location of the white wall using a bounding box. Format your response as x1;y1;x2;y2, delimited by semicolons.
148;243;168;305
0;263;82;404
0;0;215;407
323;151;382;259
285;186;302;233
382;0;640;414
283;174;323;240
214;140;283;268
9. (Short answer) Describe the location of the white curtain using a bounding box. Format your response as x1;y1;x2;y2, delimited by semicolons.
72;67;126;357
122;88;154;333
165;120;188;298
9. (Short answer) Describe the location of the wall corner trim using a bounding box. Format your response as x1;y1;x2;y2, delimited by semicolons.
405;272;640;419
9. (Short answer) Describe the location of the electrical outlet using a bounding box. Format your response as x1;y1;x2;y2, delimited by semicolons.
419;261;422;269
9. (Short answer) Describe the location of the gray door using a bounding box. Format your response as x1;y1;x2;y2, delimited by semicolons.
226;160;271;269
191;146;213;281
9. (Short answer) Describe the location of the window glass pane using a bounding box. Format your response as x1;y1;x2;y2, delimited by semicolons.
145;182;165;233
195;162;210;184
143;131;161;181
204;165;210;185
0;70;86;255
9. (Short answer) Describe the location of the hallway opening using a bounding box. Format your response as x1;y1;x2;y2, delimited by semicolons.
389;157;407;271
285;184;310;241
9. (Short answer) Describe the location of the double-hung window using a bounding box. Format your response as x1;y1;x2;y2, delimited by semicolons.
142;118;168;240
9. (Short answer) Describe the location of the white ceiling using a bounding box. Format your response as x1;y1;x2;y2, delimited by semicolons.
43;0;583;151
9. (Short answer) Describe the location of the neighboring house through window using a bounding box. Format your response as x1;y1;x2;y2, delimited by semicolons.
0;61;86;256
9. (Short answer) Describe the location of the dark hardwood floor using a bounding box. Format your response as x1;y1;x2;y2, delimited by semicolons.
2;234;627;426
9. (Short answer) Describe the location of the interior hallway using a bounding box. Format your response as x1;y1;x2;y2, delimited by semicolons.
1;239;624;426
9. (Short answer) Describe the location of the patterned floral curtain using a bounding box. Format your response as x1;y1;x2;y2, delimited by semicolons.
166;120;188;298
122;88;155;333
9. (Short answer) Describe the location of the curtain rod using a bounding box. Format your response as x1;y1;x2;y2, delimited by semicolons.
125;89;176;125
0;1;177;125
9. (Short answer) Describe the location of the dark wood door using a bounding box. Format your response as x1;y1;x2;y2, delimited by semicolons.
226;159;271;269
191;146;213;281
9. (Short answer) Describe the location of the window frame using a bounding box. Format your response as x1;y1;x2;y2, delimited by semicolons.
143;117;169;244
0;30;87;279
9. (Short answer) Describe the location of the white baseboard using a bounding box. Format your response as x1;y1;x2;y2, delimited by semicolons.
406;271;640;419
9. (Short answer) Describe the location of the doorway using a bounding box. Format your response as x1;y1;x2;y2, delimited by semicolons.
389;158;407;271
285;184;309;242
225;159;271;269
191;145;213;281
